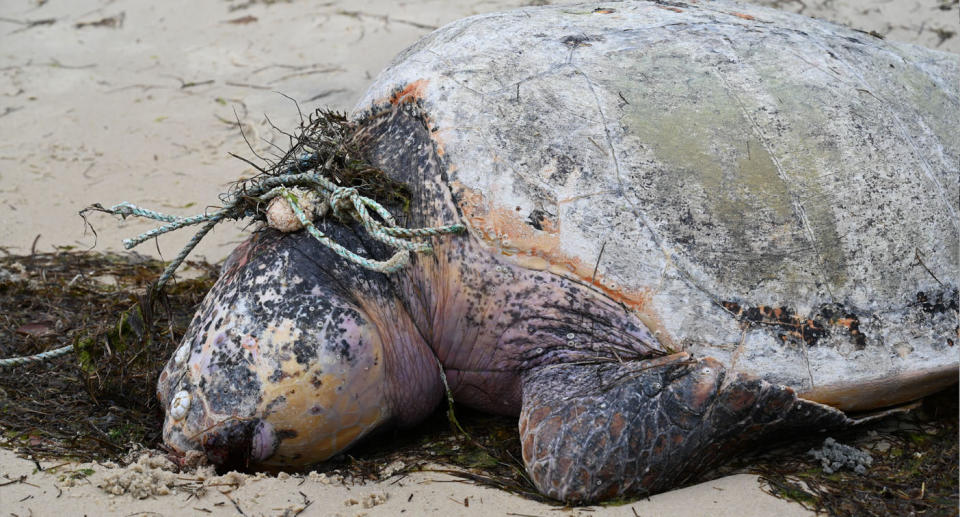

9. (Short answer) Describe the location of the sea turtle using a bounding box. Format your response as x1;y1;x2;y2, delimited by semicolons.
156;0;959;503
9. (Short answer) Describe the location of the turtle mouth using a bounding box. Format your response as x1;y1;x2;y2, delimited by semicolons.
198;419;259;470
158;378;271;470
163;414;275;471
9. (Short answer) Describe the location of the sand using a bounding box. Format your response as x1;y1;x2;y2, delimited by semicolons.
0;0;955;515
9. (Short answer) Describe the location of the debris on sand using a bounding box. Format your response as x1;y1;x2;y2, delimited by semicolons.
808;437;873;474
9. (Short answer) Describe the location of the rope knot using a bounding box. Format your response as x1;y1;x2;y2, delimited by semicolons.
328;186;359;221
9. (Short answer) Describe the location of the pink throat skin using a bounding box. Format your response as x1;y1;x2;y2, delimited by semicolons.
380;234;667;418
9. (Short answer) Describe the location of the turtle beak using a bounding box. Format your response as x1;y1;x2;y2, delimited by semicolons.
157;334;270;468
161;412;274;470
158;369;276;469
200;418;278;468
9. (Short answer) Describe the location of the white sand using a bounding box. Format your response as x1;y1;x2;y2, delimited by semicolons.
1;0;955;515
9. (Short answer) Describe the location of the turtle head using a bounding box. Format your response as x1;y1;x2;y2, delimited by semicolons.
157;229;437;469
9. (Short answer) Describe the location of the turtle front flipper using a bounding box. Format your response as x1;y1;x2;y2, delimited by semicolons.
519;353;853;504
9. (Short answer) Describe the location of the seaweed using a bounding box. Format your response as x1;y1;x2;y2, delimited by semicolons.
750;390;959;516
0;251;216;461
225;107;412;225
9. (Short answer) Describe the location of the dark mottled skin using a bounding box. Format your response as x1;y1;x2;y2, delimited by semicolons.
519;355;851;502
520;359;851;503
160;102;860;502
157;208;436;465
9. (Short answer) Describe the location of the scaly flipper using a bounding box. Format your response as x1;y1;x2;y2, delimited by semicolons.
519;353;853;503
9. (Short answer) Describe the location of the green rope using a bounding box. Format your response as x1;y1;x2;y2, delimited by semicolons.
109;202;184;223
0;344;74;368
281;188;413;274
88;168;465;289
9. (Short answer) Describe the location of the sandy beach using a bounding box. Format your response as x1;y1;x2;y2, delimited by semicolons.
1;0;956;515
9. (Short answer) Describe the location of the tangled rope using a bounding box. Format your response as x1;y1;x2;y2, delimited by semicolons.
4;167;462;369
81;108;467;286
83;167;464;288
4;110;464;369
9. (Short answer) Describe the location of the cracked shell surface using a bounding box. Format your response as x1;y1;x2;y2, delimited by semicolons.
356;0;959;402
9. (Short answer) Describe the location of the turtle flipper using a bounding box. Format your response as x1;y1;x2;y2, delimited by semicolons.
519;353;853;503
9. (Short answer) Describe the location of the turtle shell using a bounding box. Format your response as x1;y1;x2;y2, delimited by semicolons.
354;0;959;408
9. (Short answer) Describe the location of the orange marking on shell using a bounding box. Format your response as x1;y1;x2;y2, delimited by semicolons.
732;12;755;20
657;5;684;12
835;317;857;328
377;79;449;158
452;181;677;347
453;181;651;311
389;79;429;105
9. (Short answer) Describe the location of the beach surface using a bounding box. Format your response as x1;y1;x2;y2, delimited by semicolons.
1;0;956;515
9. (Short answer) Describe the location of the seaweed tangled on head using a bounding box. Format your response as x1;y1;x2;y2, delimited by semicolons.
228;108;412;222
81;105;463;291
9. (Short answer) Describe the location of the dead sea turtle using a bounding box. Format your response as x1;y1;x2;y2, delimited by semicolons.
156;0;959;503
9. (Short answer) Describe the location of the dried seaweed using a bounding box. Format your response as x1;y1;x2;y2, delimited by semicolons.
750;390;959;516
0;251;216;461
225;107;411;225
